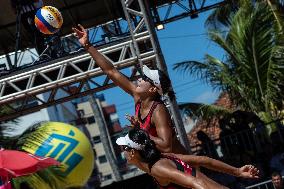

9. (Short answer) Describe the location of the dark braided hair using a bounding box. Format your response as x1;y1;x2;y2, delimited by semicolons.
157;70;176;101
128;128;161;165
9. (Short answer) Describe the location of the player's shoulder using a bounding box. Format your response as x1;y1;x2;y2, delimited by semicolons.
152;158;174;175
153;102;169;116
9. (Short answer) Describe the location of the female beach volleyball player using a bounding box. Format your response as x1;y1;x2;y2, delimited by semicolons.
116;128;259;189
73;24;186;154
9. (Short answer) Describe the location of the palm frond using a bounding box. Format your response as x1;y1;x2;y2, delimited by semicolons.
12;122;68;189
205;0;240;29
175;1;284;125
179;102;204;120
0;106;18;127
198;104;232;120
12;166;67;189
0;106;20;148
16;121;51;150
179;102;232;120
173;57;230;87
173;56;248;106
265;45;284;112
266;0;284;37
209;31;244;67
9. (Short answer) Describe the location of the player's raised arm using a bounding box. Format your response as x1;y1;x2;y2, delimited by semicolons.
72;24;137;97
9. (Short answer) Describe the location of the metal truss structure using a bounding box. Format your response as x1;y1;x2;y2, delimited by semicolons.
0;30;155;121
0;0;226;150
0;0;161;121
0;0;226;72
0;18;132;71
151;0;226;25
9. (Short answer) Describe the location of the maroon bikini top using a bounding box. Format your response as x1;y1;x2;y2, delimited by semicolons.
135;100;162;137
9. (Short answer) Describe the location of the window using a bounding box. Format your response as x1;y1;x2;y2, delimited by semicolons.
93;136;101;144
87;116;96;124
104;174;112;181
98;155;107;164
110;113;118;121
78;110;84;117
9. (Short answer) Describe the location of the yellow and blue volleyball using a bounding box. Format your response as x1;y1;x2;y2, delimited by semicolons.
34;6;63;34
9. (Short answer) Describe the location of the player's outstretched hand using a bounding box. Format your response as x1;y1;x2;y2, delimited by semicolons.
72;24;89;46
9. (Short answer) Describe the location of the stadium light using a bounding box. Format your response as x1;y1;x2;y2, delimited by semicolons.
156;24;164;30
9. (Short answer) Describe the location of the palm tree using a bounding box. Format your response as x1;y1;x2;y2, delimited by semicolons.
206;0;284;30
0;111;65;189
205;0;239;30
11;122;66;189
179;101;232;121
0;106;19;148
174;1;284;133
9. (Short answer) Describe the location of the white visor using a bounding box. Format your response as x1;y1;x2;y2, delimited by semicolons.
143;65;163;95
116;134;144;150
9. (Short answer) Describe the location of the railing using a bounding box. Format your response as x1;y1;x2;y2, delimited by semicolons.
190;126;283;158
190;129;261;157
246;176;284;189
188;127;284;189
245;178;283;189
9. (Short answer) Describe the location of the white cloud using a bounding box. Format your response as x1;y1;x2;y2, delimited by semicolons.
193;90;220;104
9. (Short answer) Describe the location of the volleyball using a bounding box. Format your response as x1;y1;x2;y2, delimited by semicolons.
34;6;63;34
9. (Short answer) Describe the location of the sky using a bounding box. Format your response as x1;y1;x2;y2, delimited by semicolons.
98;10;224;127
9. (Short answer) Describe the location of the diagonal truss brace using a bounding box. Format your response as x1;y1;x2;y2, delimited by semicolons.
0;30;156;121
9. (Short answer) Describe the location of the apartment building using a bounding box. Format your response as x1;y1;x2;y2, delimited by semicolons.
73;94;126;187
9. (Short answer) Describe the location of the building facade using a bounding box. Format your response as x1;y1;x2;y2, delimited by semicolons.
73;94;126;187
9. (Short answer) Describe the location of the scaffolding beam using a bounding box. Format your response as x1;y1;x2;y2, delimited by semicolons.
0;31;156;121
